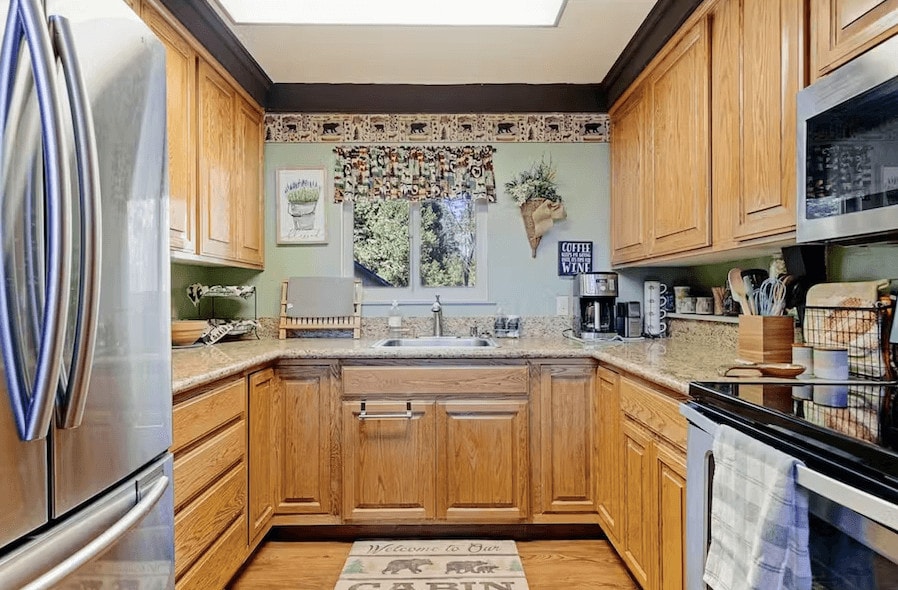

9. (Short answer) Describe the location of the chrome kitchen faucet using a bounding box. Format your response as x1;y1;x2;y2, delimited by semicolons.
431;295;443;336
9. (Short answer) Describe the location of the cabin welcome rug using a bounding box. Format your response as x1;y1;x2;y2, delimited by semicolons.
334;539;529;590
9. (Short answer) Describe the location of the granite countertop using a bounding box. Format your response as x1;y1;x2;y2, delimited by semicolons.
172;334;738;396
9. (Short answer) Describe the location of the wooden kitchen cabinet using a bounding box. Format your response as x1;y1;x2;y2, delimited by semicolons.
597;366;623;546
140;1;196;255
710;0;803;247
171;376;248;589
342;400;437;522
646;20;710;257
436;400;529;522
811;0;898;80
340;362;529;524
247;368;276;548
531;360;599;522
275;363;339;523
618;375;688;590
140;0;264;270
610;88;649;265
621;417;653;589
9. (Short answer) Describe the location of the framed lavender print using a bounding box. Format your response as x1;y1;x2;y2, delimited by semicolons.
277;167;327;244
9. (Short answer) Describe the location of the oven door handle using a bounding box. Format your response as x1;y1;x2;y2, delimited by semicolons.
795;466;898;531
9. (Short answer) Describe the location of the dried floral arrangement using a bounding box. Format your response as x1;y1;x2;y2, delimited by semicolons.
505;158;567;258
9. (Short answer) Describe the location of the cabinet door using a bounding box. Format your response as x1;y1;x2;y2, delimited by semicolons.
812;0;898;78
247;369;275;546
610;88;649;264
342;400;435;522
141;2;196;254
197;60;236;260
655;442;686;590
732;0;802;240
647;20;710;257
597;367;622;546
436;400;529;522
277;365;336;516
534;363;599;518
234;96;264;267
621;419;652;589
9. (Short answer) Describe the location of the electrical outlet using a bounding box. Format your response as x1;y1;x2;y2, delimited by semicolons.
556;295;570;316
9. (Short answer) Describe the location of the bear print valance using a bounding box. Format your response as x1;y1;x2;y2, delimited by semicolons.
333;145;496;203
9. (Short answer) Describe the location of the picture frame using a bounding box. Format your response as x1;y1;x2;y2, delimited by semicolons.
276;167;327;244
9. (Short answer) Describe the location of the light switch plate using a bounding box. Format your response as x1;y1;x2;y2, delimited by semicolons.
556;295;570;316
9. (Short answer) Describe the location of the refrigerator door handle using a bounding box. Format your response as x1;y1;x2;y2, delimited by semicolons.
0;0;72;441
11;475;169;590
49;14;101;430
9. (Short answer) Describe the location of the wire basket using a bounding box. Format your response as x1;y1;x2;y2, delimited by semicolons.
803;302;894;380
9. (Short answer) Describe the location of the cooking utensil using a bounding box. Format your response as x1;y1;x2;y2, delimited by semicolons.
756;277;787;316
728;268;749;314
740;269;769;315
718;363;807;378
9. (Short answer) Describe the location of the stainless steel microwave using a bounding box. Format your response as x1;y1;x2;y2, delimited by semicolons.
797;34;898;243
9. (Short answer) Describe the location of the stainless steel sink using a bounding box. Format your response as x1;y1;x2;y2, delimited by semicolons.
372;336;498;348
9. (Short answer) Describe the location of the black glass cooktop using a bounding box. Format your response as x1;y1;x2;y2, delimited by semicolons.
689;380;898;503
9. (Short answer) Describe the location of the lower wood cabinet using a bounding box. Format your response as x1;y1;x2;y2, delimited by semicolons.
342;400;437;522
341;362;531;524
274;363;339;523
171;376;248;590
597;367;623;546
247;368;276;547
531;360;600;521
616;375;688;590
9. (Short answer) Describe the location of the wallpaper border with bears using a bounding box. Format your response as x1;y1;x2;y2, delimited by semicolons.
264;113;610;143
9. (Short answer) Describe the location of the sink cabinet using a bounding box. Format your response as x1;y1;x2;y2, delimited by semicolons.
340;362;530;524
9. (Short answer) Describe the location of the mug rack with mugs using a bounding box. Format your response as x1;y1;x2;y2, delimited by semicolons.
644;281;668;337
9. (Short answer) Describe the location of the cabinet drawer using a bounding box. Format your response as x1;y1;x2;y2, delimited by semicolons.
174;463;246;578
173;420;245;511
619;377;687;450
176;512;247;590
343;366;528;396
173;378;245;453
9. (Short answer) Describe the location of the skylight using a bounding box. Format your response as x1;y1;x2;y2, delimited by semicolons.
215;0;567;26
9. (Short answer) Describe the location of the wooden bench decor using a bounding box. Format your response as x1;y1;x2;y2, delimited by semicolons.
279;279;362;339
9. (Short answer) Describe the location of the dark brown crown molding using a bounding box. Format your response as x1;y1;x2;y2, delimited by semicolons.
603;0;704;108
158;0;271;105
162;1;698;114
266;83;608;114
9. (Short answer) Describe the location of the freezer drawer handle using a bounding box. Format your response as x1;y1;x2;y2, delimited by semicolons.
0;0;73;441
49;14;102;430
358;400;414;420
19;475;169;590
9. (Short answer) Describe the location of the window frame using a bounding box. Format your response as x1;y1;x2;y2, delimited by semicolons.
342;199;489;304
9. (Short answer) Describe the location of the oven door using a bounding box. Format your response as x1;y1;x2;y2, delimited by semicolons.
683;404;898;590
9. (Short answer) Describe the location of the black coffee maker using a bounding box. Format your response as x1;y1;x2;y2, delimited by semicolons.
573;272;618;340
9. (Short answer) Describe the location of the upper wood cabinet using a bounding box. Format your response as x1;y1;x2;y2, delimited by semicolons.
141;2;196;255
646;21;711;257
610;88;649;265
811;0;898;80
711;0;804;246
531;361;600;522
197;60;236;262
139;0;264;270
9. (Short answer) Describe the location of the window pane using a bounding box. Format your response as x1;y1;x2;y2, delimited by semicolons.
420;198;477;287
353;199;410;287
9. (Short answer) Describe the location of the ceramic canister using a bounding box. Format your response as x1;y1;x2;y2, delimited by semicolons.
792;343;813;400
813;347;848;380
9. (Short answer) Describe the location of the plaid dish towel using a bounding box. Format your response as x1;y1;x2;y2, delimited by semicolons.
703;425;812;590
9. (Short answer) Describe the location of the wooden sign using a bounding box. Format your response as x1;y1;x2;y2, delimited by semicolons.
558;241;593;276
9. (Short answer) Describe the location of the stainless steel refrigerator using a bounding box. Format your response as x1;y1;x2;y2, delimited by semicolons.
0;0;173;588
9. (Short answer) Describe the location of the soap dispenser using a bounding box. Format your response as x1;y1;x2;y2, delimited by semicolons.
388;300;403;337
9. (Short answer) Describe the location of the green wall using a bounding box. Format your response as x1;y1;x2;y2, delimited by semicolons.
187;141;613;319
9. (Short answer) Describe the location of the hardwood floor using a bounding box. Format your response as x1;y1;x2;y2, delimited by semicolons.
229;540;637;589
